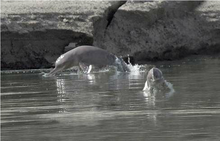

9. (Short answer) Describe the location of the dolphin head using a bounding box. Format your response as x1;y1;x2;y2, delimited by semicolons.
147;67;165;88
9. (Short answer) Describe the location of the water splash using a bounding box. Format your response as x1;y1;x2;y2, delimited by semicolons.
114;54;148;75
114;56;130;72
127;63;146;74
42;72;51;77
143;79;175;99
164;80;175;98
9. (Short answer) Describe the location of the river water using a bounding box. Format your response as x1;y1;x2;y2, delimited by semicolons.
1;55;220;141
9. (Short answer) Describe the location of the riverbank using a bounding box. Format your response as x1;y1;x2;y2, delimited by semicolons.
1;0;220;70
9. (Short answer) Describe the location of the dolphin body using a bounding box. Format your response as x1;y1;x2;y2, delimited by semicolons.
48;46;130;75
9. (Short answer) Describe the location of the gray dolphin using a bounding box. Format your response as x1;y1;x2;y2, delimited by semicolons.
48;46;130;76
143;67;175;98
143;67;165;91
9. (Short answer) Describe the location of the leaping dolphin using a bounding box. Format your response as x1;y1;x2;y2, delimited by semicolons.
48;46;130;76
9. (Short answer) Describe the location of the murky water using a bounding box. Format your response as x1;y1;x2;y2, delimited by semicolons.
1;55;220;141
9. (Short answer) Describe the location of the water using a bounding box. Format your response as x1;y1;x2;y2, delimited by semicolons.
1;55;220;141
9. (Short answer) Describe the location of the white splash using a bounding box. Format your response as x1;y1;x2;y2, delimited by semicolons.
164;80;175;98
143;79;175;99
127;63;144;74
124;54;146;74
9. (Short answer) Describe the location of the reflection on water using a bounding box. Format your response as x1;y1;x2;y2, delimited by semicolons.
1;55;220;141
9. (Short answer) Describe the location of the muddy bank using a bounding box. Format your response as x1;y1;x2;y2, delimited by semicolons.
1;0;220;70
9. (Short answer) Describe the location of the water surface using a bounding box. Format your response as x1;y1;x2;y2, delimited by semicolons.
1;55;220;141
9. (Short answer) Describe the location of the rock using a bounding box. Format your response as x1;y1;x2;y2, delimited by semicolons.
92;1;127;48
94;1;220;63
64;42;77;52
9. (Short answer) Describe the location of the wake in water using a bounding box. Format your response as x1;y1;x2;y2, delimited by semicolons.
42;55;174;98
42;55;144;77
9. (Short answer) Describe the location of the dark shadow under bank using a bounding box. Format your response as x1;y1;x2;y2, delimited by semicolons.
1;30;220;70
131;44;220;64
1;29;93;70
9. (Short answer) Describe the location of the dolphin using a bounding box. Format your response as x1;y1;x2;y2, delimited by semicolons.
48;45;130;76
143;67;165;91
